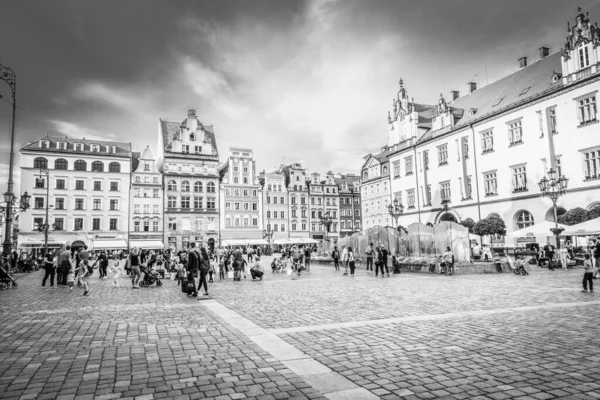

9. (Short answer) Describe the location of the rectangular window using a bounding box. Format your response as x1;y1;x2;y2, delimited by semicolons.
143;220;150;232
292;210;297;218
134;204;140;214
182;145;189;154
109;218;117;230
273;211;278;218
301;197;306;205
549;107;557;134
252;202;258;211
168;196;177;208
168;218;177;231
273;197;278;204
110;199;118;210
440;181;451;202
134;221;140;232
425;185;432;205
465;176;472;199
405;156;413;175
55;198;64;210
93;218;100;231
34;197;44;209
555;157;562;178
291;197;296;204
54;218;64;231
153;220;159;232
292;223;297;231
56;179;66;190
508;120;523;145
393;161;400;178
462;137;469;158
94;181;101;191
153;205;159;214
438;145;448;165
143;204;149;214
74;218;83;231
281;211;285;219
75;198;84;210
579;45;590;68
583;149;600;180
481;130;494;153
253;218;258;226
577;94;597;125
153;189;159;198
243;218;249;227
93;199;101;210
134;188;141;197
181;197;190;209
75;180;84;190
266;196;270;204
407;189;416;209
267;211;271;218
33;217;43;231
207;198;216;209
194;197;202;209
110;182;118;192
537;110;544;137
225;202;231;211
512;165;528;192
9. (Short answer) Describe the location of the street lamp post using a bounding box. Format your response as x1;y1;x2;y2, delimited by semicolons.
387;198;405;232
0;191;31;254
37;168;52;255
263;225;274;255
1;61;18;256
319;211;333;242
538;168;569;249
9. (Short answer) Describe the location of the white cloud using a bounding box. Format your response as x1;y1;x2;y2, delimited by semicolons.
72;81;141;109
49;120;116;141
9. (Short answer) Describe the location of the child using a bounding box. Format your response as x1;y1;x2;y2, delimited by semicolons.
176;258;186;286
109;263;121;287
581;254;594;293
208;255;215;283
77;261;90;296
67;268;75;291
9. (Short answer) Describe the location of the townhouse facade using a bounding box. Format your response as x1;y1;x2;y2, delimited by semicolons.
219;147;264;243
360;152;393;230
308;172;340;241
129;146;164;249
156;109;220;252
335;173;362;237
282;163;310;238
18;136;132;251
382;7;600;246
260;170;289;242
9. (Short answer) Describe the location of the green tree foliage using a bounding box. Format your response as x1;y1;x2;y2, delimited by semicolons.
587;206;600;220
473;215;507;243
557;207;589;226
460;218;475;234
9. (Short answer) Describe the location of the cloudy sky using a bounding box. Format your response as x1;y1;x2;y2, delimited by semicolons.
0;0;598;195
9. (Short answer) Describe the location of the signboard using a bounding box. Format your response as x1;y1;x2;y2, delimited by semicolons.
516;237;537;243
526;233;535;237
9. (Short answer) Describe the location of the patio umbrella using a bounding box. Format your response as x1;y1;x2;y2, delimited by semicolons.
562;217;600;236
506;220;568;238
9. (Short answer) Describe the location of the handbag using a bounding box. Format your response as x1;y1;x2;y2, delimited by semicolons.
181;278;195;293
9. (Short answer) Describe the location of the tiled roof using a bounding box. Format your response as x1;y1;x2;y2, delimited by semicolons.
159;118;219;157
418;51;562;144
21;136;131;155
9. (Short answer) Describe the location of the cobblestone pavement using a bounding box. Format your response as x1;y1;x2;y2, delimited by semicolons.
0;258;599;399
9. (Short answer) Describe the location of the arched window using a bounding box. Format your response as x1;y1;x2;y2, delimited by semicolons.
383;166;388;174
54;158;68;170
363;171;368;180
194;181;203;192
207;182;215;193
109;162;121;173
167;180;177;191
91;161;104;172
34;157;48;170
181;180;190;192
74;160;87;171
515;210;534;230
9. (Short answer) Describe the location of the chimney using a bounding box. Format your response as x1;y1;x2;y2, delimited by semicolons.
518;56;528;68
539;46;549;59
468;82;477;93
451;90;460;100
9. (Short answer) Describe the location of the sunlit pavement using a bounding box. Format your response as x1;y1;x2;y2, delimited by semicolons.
1;257;599;400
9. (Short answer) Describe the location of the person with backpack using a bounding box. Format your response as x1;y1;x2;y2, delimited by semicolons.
347;247;356;276
442;246;454;276
231;247;245;281
197;246;210;297
186;243;200;296
331;247;340;271
365;243;374;273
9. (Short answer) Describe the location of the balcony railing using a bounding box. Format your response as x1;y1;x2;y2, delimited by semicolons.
512;186;528;193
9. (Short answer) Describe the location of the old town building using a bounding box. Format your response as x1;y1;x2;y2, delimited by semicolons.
218;147;264;245
129;146;164;250
19;136;132;251
156;109;220;252
383;7;600;246
335;173;362;237
308;171;340;241
260;170;288;245
360;151;392;229
281;163;310;239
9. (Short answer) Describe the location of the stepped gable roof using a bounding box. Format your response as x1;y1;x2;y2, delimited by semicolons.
159;118;218;156
21;135;131;155
418;51;562;144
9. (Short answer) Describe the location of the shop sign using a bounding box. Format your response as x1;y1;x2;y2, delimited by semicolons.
516;237;536;243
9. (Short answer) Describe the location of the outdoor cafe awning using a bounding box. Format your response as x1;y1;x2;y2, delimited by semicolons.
92;239;128;250
221;239;249;246
562;217;600;236
129;240;165;250
245;239;269;245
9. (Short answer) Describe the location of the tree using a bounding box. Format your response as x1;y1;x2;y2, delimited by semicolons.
473;215;507;244
460;218;475;234
557;207;589;226
587;206;600;220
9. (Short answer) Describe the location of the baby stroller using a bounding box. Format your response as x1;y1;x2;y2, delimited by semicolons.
139;266;163;287
508;256;529;276
0;265;18;289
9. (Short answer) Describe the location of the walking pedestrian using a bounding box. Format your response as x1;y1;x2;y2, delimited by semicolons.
331;246;340;271
544;241;556;271
443;246;454;276
304;246;311;272
41;250;56;288
580;254;595;292
380;245;390;277
197;246;210;297
187;243;200;297
129;247;142;289
58;245;72;285
341;245;348;275
559;246;569;271
365;243;374;272
347;247;356;276
231;246;244;281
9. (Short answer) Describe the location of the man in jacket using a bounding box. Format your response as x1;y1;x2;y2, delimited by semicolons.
331;247;340;271
304;246;311;272
187;243;200;296
544;241;555;271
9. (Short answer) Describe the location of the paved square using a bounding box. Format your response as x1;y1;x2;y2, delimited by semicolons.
1;260;599;399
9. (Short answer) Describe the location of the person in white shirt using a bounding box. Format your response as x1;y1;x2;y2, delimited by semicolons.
341;245;349;275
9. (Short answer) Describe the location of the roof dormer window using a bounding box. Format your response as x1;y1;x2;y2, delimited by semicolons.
58;142;67;150
519;86;531;96
40;140;49;149
112;146;116;153
74;143;84;151
91;144;100;152
492;97;504;107
579;44;590;69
